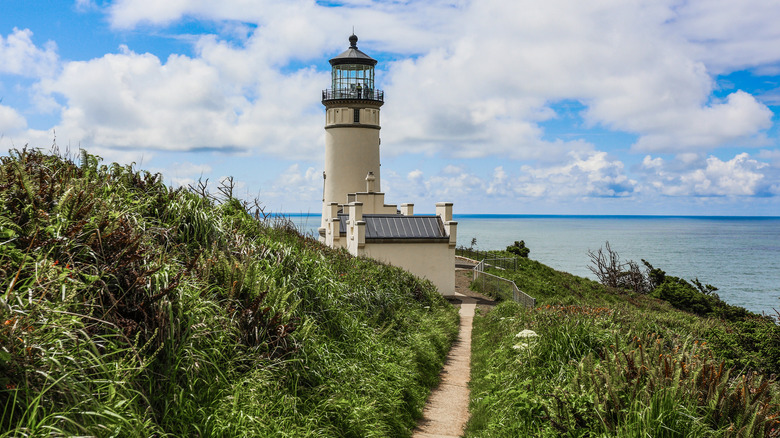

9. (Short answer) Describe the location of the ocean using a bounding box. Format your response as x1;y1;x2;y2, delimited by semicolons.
287;214;780;317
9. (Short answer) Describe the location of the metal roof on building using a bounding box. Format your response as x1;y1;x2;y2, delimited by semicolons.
337;214;448;240
329;34;378;66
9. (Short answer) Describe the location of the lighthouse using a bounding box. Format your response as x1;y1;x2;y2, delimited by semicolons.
321;34;384;206
318;34;457;296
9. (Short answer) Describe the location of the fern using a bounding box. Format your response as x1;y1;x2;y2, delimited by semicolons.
0;213;21;238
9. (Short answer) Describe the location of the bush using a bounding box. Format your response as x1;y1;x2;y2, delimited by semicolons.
506;240;530;258
652;277;714;316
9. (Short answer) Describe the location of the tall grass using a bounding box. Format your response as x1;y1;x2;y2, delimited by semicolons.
0;148;458;436
467;302;780;437
466;250;780;437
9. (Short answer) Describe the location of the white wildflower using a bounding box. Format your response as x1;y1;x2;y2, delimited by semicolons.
515;329;538;338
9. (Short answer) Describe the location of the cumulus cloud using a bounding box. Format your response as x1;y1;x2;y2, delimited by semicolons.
425;171;485;200
36;42;325;157
381;0;774;158
640;153;773;196
627;91;773;152
0;28;58;77
387;151;635;207
7;0;777;163
486;166;510;196
669;0;780;74
106;0;463;54
262;163;321;201
385;166;485;204
758;87;780;106
162;161;214;189
0;105;27;134
757;149;780;167
515;151;636;198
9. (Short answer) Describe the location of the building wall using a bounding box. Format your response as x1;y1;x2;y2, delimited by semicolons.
360;242;456;296
352;192;396;214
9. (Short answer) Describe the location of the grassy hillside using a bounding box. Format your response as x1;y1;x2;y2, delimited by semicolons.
0;148;458;437
465;250;780;437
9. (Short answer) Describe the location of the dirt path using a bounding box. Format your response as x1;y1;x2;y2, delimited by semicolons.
412;269;494;438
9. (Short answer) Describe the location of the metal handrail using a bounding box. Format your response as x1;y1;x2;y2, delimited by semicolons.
473;260;536;308
322;88;384;102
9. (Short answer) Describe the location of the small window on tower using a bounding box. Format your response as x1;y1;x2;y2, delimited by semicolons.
353;108;360;123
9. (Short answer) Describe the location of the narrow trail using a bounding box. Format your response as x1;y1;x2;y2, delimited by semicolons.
413;266;488;438
412;293;476;438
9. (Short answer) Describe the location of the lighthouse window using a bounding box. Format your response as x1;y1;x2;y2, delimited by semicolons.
353;108;360;123
332;64;375;96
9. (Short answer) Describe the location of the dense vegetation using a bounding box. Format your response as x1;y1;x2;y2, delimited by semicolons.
0;148;458;437
464;247;780;437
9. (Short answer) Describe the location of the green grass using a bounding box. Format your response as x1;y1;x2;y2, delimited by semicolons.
466;251;780;437
0;148;459;437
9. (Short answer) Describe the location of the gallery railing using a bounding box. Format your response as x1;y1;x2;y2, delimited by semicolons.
322;88;384;102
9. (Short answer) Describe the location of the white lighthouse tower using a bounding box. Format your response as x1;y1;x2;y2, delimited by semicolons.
321;34;384;206
318;34;457;296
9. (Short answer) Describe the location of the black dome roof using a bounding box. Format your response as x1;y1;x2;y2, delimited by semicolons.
329;34;377;67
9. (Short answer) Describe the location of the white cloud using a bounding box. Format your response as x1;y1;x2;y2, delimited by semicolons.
442;165;462;175
261;163;321;202
38;145;156;173
10;0;778;163
74;0;99;12
486;166;510;196
515;151;636;198
372;0;774;159
160;161;213;189
425;171;485;200
106;0;463;54
0;28;58;77
386;151;635;208
640;153;772;196
627;91;773;152
169;161;212;175
670;0;780;74
0;105;27;134
36;43;326;157
759;87;780;106
385;166;485;204
757;149;780;167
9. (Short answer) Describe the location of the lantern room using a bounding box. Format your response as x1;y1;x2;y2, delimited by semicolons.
323;34;384;102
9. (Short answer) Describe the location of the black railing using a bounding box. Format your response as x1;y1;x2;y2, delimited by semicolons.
322;88;384;102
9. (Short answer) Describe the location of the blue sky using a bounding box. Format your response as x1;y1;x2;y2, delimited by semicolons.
2;0;780;215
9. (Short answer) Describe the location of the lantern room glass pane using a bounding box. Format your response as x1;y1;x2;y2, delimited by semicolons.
332;64;375;95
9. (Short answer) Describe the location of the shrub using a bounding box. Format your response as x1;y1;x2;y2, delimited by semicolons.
652;276;715;316
506;240;530;257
